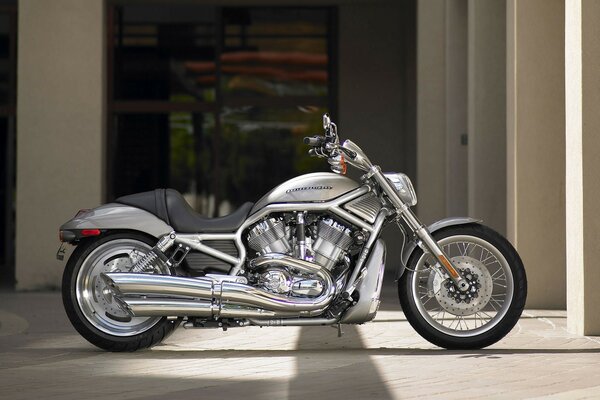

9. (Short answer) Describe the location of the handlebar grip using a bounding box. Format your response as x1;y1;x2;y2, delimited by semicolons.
304;135;324;147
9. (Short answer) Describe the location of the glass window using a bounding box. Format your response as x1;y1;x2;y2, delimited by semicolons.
113;5;218;102
108;6;336;217
0;3;15;288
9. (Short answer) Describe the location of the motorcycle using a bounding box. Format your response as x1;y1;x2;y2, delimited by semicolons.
58;114;527;351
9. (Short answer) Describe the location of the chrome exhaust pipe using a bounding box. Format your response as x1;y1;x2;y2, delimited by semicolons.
101;254;335;318
121;299;291;318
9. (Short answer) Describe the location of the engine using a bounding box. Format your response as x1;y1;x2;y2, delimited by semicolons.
247;214;355;297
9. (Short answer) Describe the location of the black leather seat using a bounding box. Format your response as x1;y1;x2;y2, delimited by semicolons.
116;189;254;233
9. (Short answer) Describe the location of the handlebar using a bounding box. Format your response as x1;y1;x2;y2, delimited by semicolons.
304;135;357;160
303;135;325;147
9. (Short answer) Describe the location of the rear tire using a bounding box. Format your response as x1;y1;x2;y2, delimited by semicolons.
399;224;527;349
62;232;179;351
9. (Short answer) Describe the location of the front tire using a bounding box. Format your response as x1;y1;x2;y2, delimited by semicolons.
62;232;179;351
399;224;527;349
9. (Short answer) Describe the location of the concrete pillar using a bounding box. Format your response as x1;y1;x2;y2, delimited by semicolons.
445;0;468;217
417;0;468;224
16;0;105;289
506;0;565;308
467;0;506;235
566;0;600;335
417;0;447;225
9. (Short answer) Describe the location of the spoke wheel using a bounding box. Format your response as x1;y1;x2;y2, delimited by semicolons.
399;224;527;349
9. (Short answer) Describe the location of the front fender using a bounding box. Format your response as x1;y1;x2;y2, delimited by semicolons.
396;217;481;279
60;203;174;241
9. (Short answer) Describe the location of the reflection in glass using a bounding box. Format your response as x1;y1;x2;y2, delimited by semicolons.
113;5;217;102
0;118;9;272
109;6;335;218
0;15;10;105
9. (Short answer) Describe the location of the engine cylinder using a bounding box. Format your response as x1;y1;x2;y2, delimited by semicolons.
313;218;353;270
247;218;291;255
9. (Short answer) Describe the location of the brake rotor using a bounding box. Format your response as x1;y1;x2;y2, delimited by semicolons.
431;256;493;316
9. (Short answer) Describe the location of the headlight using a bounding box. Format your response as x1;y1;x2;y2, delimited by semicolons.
384;173;417;206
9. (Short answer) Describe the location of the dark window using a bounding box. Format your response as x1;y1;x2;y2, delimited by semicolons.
107;5;336;216
0;3;16;288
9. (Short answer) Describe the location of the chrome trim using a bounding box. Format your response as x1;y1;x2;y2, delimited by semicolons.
102;254;336;319
247;317;338;326
399;217;482;273
122;299;291;318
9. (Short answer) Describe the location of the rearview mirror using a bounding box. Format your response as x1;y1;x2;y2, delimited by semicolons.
323;113;331;131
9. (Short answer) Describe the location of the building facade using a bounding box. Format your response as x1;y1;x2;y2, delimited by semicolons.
2;0;599;334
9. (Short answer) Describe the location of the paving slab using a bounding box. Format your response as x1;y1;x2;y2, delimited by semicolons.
0;283;599;400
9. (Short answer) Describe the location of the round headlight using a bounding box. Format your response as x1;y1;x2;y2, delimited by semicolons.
384;173;417;206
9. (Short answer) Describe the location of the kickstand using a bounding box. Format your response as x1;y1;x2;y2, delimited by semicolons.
337;323;344;338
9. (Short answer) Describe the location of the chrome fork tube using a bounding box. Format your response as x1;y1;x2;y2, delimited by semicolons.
370;166;469;291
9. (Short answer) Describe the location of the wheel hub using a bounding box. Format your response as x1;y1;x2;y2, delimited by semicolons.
432;256;493;316
94;256;134;320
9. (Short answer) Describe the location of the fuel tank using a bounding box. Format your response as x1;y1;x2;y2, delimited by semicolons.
250;172;360;214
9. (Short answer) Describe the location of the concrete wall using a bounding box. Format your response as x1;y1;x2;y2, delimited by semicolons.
339;0;414;272
507;0;565;308
16;0;105;289
468;0;506;235
445;0;468;217
416;0;447;225
566;0;600;334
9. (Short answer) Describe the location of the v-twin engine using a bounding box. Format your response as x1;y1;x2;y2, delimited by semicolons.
247;216;354;270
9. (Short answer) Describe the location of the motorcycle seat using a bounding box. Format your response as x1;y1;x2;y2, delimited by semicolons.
115;189;254;233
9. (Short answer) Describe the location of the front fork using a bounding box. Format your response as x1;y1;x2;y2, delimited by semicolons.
370;167;470;292
401;208;469;291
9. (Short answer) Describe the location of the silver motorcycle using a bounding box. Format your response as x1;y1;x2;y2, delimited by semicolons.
59;114;527;351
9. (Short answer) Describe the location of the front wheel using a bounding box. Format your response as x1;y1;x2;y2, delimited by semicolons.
399;224;527;349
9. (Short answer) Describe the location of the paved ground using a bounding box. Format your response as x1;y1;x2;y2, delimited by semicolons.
1;282;600;400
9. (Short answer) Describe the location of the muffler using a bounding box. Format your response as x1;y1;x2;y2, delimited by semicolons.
101;254;335;319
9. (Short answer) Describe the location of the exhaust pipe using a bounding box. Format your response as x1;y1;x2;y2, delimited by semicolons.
121;299;292;318
101;254;335;319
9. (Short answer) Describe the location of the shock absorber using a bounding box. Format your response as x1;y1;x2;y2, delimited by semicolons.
130;232;188;273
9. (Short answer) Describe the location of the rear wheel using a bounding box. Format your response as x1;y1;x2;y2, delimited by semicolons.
62;232;179;351
399;224;527;349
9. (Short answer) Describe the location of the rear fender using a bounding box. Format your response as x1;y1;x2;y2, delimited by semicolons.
396;217;482;279
59;203;174;242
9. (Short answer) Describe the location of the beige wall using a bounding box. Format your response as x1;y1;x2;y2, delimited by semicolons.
445;0;468;217
16;0;105;289
417;0;447;225
507;0;565;308
566;0;600;334
468;0;506;235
